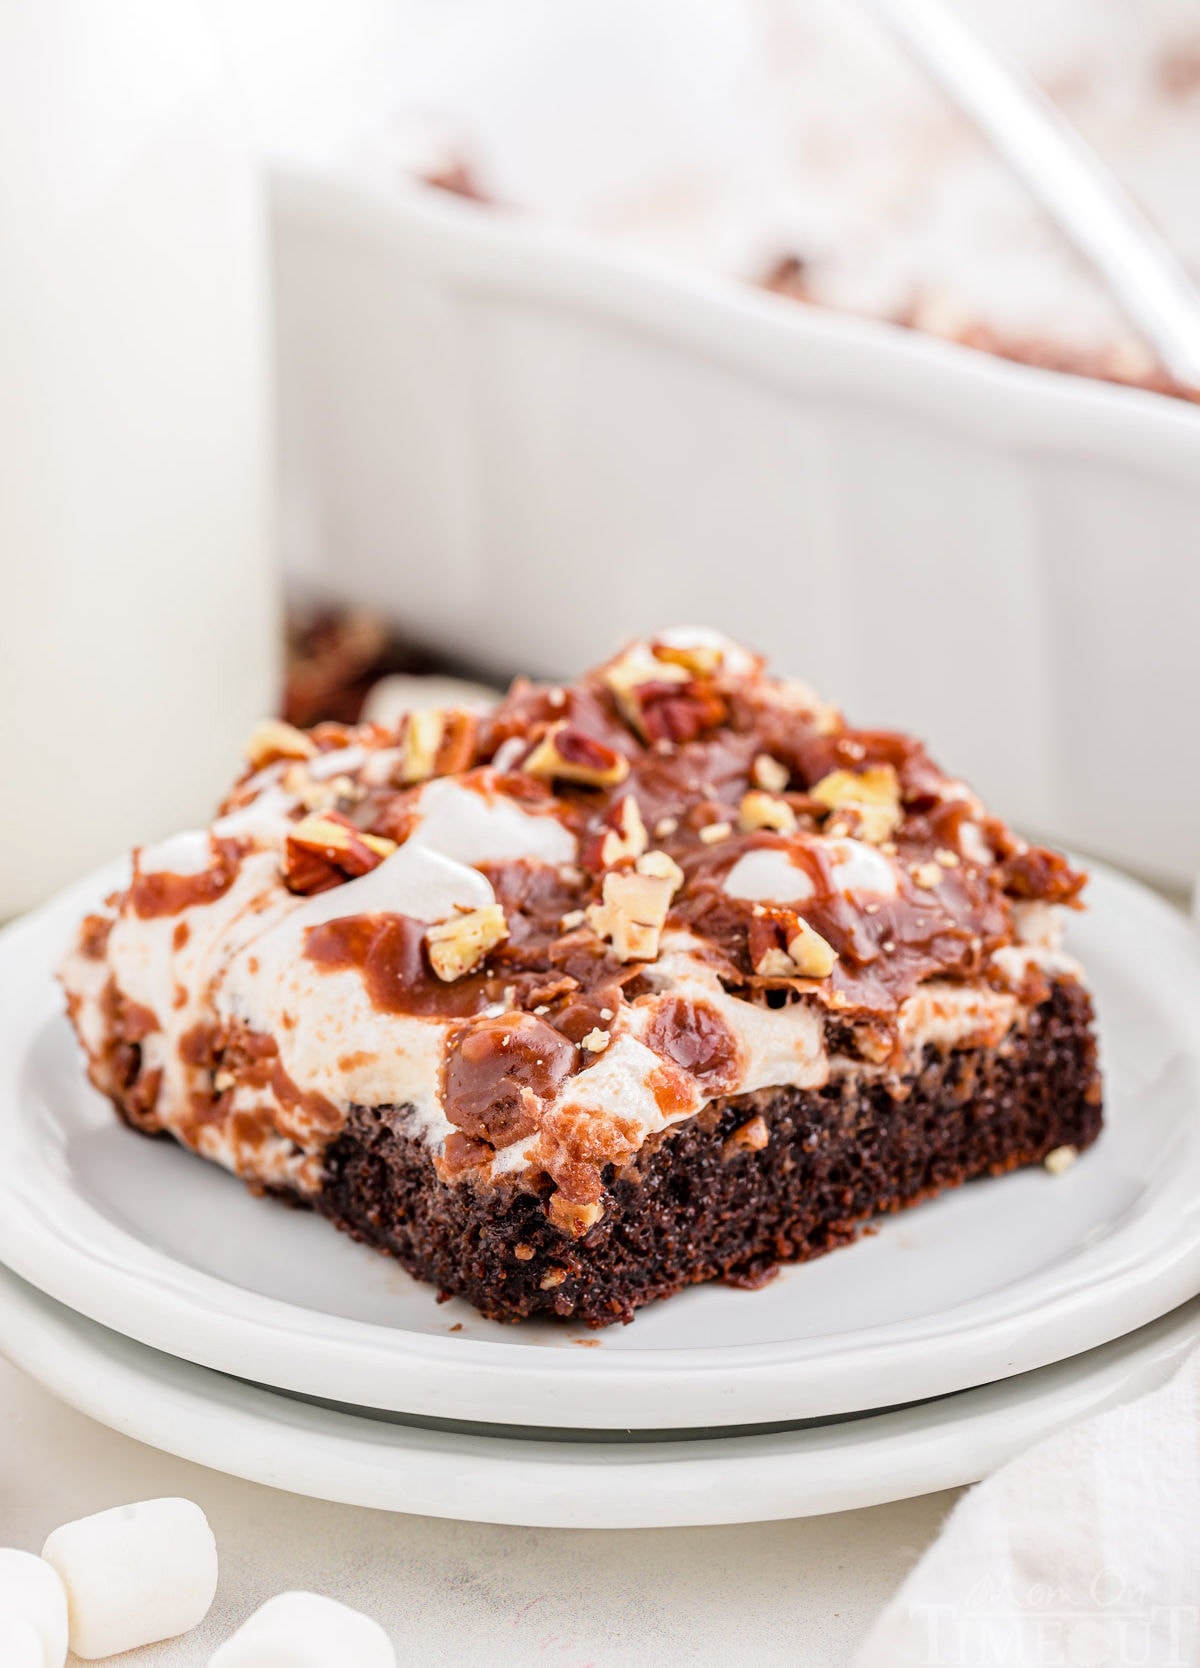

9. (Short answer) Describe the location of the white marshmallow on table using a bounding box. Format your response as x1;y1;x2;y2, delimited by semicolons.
41;1497;217;1660
0;1614;51;1668
208;1591;396;1667
0;1548;68;1668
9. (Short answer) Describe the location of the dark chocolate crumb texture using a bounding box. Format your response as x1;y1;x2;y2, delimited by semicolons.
60;631;1101;1325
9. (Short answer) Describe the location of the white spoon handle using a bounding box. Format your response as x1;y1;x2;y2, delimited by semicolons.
860;0;1200;388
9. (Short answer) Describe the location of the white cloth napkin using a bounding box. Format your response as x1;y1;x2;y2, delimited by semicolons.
856;1346;1200;1666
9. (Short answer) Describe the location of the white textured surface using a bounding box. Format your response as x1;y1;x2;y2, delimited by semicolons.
41;1498;217;1660
0;1356;949;1666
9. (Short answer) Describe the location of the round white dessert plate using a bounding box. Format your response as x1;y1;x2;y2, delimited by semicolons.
1;1261;1198;1527
2;859;1199;1430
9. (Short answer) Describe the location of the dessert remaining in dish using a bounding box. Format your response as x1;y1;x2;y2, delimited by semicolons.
396;0;1200;400
60;631;1101;1326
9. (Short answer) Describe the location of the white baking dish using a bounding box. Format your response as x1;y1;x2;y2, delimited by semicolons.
272;169;1200;886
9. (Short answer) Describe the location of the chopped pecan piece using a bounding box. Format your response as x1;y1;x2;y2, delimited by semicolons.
602;643;688;736
1044;1144;1079;1175
587;870;675;962
752;753;790;793
524;721;630;788
811;764;901;844
426;904;509;981
786;918;839;978
910;861;943;891
725;1115;770;1155
282;764;360;814
739;790;797;834
651;638;723;677
396;709;444;783
244;718;315;770
601;642;728;743
595;795;648;867
548;1193;604;1237
434;709;479;776
999;845;1087;904
637;681;729;746
749;908;838;979
636;849;684;889
394;708;478;785
282;813;396;895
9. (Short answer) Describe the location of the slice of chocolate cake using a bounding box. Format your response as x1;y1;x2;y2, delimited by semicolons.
60;631;1101;1326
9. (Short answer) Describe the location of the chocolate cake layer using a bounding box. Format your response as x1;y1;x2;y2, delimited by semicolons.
313;979;1099;1327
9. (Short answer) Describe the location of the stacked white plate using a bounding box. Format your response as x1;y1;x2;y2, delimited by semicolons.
2;857;1200;1528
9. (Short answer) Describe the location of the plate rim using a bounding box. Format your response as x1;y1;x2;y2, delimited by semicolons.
3;857;1200;1429
0;1261;1197;1527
